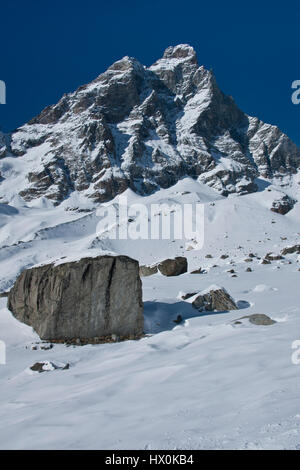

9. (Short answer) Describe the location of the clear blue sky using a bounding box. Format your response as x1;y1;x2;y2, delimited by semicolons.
1;0;300;144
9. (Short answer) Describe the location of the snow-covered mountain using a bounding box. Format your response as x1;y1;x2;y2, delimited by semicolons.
1;45;300;450
1;44;300;205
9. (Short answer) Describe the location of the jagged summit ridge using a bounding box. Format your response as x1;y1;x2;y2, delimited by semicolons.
0;44;299;204
163;44;197;60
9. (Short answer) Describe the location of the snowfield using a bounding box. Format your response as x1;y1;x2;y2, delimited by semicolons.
0;177;300;449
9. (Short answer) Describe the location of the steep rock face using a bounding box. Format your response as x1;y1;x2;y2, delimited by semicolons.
8;255;143;340
0;131;8;159
1;44;300;204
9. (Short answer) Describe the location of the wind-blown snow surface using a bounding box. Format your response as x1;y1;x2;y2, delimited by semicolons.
0;177;300;449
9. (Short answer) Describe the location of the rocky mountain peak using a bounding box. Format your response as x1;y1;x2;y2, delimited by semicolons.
0;45;299;205
106;55;145;74
162;44;198;63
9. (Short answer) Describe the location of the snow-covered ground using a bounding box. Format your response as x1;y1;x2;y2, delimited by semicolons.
0;177;300;449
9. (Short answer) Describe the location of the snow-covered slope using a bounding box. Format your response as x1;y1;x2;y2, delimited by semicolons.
1;265;300;450
1;44;300;205
0;175;299;292
0;174;300;449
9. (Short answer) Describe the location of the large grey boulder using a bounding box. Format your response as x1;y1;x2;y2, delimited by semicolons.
8;255;143;341
157;257;188;276
192;287;238;312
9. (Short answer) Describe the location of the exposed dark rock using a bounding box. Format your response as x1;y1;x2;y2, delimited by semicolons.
271;195;296;215
27;342;54;351
265;252;284;261
190;268;205;274
157;257;187;276
192;287;238;312
173;315;183;324
139;264;158;277
0;291;9;298
8;255;143;341
0;131;9;159
236;314;276;326
281;245;300;255
30;361;70;373
181;292;197;300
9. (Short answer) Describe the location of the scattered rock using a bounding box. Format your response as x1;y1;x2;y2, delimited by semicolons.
245;267;252;272
244;258;253;262
271;195;296;215
281;245;300;255
205;254;213;259
157;257;187;276
27;342;54;351
30;361;70;373
265;252;284;261
261;258;271;265
51;334;142;346
192;287;238;312
236;314;276;326
173;315;183;324
139;264;158;277
181;292;197;300
220;254;229;260
0;291;9;298
190;268;205;274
